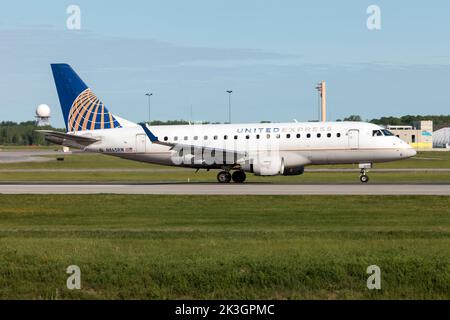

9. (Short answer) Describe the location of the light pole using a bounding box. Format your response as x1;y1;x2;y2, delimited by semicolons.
145;92;153;124
226;90;233;123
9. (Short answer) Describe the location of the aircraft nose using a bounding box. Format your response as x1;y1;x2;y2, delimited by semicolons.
403;147;417;158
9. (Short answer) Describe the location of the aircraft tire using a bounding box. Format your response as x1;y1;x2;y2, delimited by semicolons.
217;171;232;183
360;174;369;183
231;170;246;183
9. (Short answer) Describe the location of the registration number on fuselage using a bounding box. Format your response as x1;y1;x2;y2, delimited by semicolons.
104;148;133;153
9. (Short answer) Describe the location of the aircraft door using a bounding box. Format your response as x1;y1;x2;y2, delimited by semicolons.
347;129;359;149
135;134;147;153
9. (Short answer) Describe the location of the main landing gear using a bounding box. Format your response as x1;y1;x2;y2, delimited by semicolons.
231;170;246;183
217;170;247;183
217;171;231;183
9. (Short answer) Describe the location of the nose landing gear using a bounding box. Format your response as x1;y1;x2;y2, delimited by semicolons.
359;170;369;183
358;163;371;183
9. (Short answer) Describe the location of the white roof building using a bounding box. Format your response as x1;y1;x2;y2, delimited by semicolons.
433;127;450;148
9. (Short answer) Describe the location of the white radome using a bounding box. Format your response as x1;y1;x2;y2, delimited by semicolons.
36;104;51;118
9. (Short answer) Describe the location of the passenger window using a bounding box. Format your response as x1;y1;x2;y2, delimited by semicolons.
276;134;280;139
174;136;178;141
164;136;168;141
337;133;341;138
266;134;271;139
224;135;228;140
204;136;208;140
234;135;238;140
296;134;301;138
286;134;291;138
317;133;321;138
307;133;311;138
327;133;331;138
184;136;188;141
245;135;250;139
256;134;260;139
194;136;198;140
214;135;218;140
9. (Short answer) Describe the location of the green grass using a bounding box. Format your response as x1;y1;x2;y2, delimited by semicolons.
1;151;449;170
0;153;162;170
0;195;448;299
1;171;450;183
323;151;450;169
0;145;57;151
0;151;449;183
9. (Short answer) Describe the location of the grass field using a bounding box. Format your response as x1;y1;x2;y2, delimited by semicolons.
1;170;450;183
0;195;448;299
0;151;449;183
1;151;450;169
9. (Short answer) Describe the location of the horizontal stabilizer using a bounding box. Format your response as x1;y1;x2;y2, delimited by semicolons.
36;130;99;149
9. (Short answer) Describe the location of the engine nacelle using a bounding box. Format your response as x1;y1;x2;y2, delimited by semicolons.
242;156;284;176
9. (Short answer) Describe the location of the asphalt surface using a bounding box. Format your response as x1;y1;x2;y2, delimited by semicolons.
0;184;449;195
0;150;69;163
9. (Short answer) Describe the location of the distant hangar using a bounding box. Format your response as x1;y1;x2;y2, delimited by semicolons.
433;127;450;149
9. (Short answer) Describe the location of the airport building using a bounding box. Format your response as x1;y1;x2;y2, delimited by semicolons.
433;127;450;148
386;120;433;149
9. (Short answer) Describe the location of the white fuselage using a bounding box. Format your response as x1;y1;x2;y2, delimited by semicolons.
74;121;416;175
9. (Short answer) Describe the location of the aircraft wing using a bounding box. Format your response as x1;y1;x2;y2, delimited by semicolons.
158;140;248;159
138;123;247;164
36;130;99;149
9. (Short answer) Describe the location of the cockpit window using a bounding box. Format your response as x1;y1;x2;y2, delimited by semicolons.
382;129;394;136
372;130;383;137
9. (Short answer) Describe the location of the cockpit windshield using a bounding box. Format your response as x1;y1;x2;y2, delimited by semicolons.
382;129;394;136
372;130;383;136
373;129;394;137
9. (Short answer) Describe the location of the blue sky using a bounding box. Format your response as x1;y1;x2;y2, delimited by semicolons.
1;1;450;127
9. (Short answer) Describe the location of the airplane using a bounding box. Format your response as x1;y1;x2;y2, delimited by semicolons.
39;64;417;184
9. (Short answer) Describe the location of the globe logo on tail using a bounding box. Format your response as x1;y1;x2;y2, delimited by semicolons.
68;89;121;132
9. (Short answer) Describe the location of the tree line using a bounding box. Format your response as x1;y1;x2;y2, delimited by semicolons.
338;115;450;129
0;121;63;146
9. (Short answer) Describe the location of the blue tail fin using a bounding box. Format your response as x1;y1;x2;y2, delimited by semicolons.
51;64;121;132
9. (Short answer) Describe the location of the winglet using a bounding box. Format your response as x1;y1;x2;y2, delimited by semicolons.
138;123;159;142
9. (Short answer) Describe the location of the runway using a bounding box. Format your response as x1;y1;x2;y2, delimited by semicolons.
0;183;449;195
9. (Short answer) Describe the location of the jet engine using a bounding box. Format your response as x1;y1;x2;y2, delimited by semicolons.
242;156;284;176
241;154;308;176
